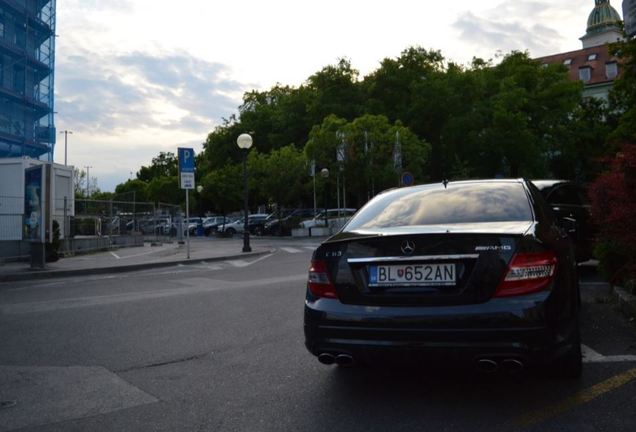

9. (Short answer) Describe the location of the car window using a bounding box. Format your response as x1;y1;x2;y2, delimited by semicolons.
547;185;584;206
345;182;533;231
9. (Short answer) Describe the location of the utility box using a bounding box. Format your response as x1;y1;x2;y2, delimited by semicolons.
0;158;74;244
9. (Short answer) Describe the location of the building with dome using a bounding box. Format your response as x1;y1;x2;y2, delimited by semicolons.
537;0;624;101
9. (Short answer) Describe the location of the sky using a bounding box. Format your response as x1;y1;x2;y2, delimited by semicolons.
52;0;610;191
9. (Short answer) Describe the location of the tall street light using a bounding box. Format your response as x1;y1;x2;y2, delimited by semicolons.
237;133;253;253
60;130;73;166
84;166;92;198
321;168;329;228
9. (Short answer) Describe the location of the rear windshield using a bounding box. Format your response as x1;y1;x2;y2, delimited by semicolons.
344;182;533;231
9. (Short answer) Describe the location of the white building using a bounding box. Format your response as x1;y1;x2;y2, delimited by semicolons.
537;0;624;102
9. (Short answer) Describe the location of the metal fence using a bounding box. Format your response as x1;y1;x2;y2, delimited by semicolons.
0;194;189;243
71;199;186;242
0;195;23;241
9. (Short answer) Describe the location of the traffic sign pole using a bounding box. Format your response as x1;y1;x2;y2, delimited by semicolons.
178;147;196;260
186;190;190;259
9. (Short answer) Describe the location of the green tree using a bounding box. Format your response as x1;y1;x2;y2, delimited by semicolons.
549;98;611;182
438;52;581;178
137;152;179;182
364;47;445;125
239;85;312;155
200;164;243;215
305;58;364;124
609;37;636;143
248;145;309;209
305;115;430;207
114;179;150;203
146;176;181;205
201;118;246;172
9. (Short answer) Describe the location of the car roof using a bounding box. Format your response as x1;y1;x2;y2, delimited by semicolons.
530;179;570;191
375;179;528;197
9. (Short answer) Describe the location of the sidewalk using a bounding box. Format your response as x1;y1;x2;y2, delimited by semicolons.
0;238;273;283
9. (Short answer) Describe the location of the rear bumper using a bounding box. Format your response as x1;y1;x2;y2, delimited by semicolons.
304;293;577;366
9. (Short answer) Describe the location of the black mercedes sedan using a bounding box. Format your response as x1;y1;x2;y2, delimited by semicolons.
304;179;582;378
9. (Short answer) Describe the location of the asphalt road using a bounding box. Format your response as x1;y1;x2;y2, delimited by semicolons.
1;239;636;431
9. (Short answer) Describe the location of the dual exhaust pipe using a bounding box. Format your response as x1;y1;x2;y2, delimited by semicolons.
476;358;525;374
318;353;524;373
318;353;355;366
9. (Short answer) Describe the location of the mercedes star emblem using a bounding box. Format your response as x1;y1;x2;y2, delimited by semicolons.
401;240;415;255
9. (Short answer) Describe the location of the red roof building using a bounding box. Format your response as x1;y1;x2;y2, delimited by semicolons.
536;0;624;101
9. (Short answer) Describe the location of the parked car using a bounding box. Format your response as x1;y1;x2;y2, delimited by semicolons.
304;179;581;377
531;180;596;262
299;208;357;229
217;214;269;236
264;209;318;236
203;216;232;236
183;217;204;235
138;217;171;235
247;214;275;235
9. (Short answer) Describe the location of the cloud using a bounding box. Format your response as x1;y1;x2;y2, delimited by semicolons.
54;46;247;191
55;49;244;135
62;0;133;12
453;0;590;58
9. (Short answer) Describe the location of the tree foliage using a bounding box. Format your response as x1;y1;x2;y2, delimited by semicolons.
137;152;178;182
114;45;621;216
588;144;636;283
114;179;150;203
609;37;636;143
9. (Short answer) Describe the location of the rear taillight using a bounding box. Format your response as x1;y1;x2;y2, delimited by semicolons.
308;260;338;299
495;251;557;297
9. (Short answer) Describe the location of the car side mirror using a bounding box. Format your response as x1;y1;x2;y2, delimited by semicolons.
561;217;577;236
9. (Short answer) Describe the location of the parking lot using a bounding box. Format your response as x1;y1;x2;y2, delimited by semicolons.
1;241;635;431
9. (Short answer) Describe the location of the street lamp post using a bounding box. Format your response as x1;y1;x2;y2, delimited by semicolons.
321;168;329;228
237;133;253;253
60;130;73;166
196;185;204;237
84;166;92;198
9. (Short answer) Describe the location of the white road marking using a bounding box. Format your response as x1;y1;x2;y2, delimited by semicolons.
281;247;303;254
197;264;224;271
225;253;274;268
110;252;121;259
226;260;249;268
112;246;174;260
582;344;636;363
304;246;317;251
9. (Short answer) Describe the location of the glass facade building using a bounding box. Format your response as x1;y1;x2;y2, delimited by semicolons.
0;0;56;161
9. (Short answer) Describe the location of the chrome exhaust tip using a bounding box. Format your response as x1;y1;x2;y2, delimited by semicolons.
335;354;354;366
476;358;499;373
501;359;524;373
318;353;336;365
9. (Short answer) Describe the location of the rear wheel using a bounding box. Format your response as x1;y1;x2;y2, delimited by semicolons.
226;228;236;236
550;328;582;379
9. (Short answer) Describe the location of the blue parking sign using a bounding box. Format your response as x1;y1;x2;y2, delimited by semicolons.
178;148;195;189
178;148;195;173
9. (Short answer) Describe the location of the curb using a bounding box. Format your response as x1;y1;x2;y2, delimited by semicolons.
0;249;275;283
612;285;636;320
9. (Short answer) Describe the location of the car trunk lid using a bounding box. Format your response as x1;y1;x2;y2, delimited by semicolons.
317;222;534;306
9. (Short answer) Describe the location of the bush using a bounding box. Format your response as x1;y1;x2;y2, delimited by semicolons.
588;143;636;284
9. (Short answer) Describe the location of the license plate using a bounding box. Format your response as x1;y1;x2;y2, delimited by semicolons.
369;264;456;287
